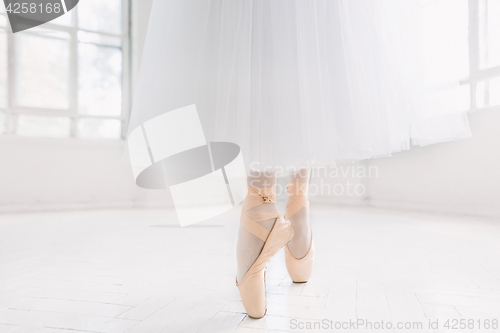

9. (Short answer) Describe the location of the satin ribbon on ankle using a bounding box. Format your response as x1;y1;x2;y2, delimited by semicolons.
285;182;309;219
245;186;277;206
240;187;280;242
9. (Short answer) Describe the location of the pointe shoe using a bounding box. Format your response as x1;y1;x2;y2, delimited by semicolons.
284;182;314;283
236;186;294;319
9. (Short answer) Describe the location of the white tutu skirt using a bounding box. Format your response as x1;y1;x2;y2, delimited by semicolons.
128;0;472;169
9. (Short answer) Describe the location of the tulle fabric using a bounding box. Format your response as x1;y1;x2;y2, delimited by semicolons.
127;0;472;170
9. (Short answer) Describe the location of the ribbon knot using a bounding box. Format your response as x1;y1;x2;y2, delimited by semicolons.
247;186;276;204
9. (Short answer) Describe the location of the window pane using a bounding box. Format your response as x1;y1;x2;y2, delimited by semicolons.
476;81;485;108
78;43;122;116
479;0;500;69
0;112;6;134
16;115;71;137
0;14;7;27
50;12;72;27
78;0;122;35
78;31;121;47
76;118;121;139
421;0;469;85
0;28;7;109
490;77;500;106
15;31;70;109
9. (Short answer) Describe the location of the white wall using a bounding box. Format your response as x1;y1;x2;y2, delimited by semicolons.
313;109;500;218
0;136;171;212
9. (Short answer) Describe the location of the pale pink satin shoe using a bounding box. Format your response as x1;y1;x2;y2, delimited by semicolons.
284;182;314;283
236;186;294;319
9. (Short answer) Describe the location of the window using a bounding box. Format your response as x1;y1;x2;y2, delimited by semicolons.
475;0;500;110
0;0;129;139
421;0;500;112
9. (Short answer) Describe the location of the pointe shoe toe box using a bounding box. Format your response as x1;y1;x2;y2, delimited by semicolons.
237;273;267;318
284;241;314;283
237;214;294;318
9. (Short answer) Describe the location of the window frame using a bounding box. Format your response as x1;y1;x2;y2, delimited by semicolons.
464;0;500;113
0;0;131;139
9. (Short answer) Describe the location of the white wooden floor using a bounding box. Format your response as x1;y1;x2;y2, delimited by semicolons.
0;206;499;333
